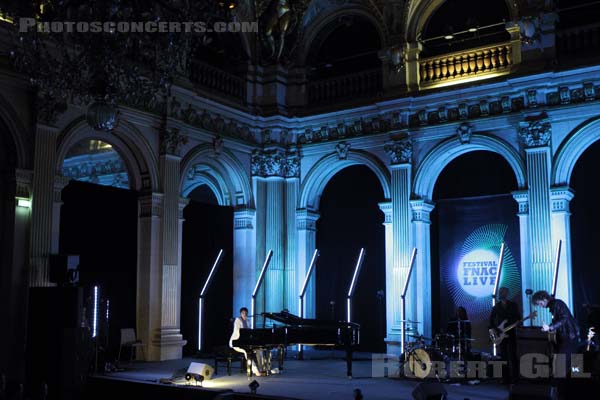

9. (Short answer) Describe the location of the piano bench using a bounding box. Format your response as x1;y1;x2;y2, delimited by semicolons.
213;346;245;376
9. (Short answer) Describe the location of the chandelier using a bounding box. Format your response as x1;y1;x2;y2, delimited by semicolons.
5;0;237;129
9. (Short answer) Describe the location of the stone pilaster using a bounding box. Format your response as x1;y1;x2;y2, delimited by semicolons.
233;208;256;317
519;115;554;324
296;209;320;318
410;199;435;339
550;187;575;309
405;42;423;92
512;190;533;323
378;202;394;347
265;176;285;316
251;148;299;323
137;192;163;360
153;151;187;360
383;139;413;351
29;124;59;287
285;177;299;313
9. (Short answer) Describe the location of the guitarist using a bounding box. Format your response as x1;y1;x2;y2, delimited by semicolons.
532;290;580;378
489;287;521;383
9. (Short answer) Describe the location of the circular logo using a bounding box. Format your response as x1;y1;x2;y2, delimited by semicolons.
456;249;499;297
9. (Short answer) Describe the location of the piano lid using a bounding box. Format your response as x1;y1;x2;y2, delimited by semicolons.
261;310;359;328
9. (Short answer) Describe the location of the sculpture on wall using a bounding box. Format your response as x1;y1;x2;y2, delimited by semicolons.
255;0;310;62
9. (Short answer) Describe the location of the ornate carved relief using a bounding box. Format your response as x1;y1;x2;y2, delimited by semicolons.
384;138;412;164
519;113;552;148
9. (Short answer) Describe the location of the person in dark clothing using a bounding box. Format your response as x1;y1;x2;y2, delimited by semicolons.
489;287;521;383
447;306;472;357
533;290;580;378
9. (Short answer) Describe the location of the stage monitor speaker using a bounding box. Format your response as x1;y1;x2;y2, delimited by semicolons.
508;383;557;400
186;362;214;381
412;382;447;400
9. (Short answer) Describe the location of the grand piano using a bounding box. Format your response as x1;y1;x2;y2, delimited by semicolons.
231;310;360;378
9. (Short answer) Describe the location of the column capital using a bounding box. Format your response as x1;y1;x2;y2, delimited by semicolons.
384;138;412;165
234;207;256;230
519;113;552;148
251;148;300;178
550;186;575;213
296;208;320;231
410;199;435;223
139;192;164;217
53;175;71;202
512;190;529;215
378;202;392;224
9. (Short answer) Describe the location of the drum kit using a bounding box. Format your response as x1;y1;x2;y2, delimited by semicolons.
400;320;475;379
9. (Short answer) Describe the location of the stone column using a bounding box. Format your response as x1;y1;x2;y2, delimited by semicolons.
296;209;320;318
550;187;574;309
383;138;413;353
512;190;533;321
29;124;59;287
137;127;188;360
233;208;257;316
410;199;435;339
519;116;554;323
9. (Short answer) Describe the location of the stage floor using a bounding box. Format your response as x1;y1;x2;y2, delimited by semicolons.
97;350;512;400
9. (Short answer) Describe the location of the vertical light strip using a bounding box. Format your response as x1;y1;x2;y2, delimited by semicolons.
198;298;203;350
92;286;99;338
347;248;365;323
491;243;505;357
551;240;562;297
106;299;110;321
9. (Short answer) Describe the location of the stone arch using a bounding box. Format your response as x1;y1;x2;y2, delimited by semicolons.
300;150;391;211
553;116;600;186
413;134;526;199
56;118;159;192
180;144;253;208
0;93;30;169
404;0;519;42
298;6;387;66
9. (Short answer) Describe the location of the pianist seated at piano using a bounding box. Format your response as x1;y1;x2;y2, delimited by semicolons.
229;307;268;376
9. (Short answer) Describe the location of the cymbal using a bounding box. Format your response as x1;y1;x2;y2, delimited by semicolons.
407;334;432;341
456;337;476;341
399;320;422;323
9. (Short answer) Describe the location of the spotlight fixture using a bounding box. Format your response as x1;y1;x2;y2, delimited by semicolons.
249;379;259;394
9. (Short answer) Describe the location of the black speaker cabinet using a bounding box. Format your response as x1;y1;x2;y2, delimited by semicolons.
26;287;90;400
412;382;448;400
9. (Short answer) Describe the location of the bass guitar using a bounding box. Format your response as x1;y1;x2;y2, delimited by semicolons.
489;311;537;346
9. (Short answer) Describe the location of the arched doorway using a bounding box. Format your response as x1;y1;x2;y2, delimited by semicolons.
59;139;138;360
431;150;519;351
181;185;233;356
569;140;600;333
316;165;386;353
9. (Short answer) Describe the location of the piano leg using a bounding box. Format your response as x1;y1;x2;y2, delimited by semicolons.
278;345;284;372
246;357;252;380
346;348;353;378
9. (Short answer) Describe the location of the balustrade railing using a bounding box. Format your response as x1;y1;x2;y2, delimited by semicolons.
190;61;246;103
557;22;600;58
307;68;382;105
419;42;515;88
